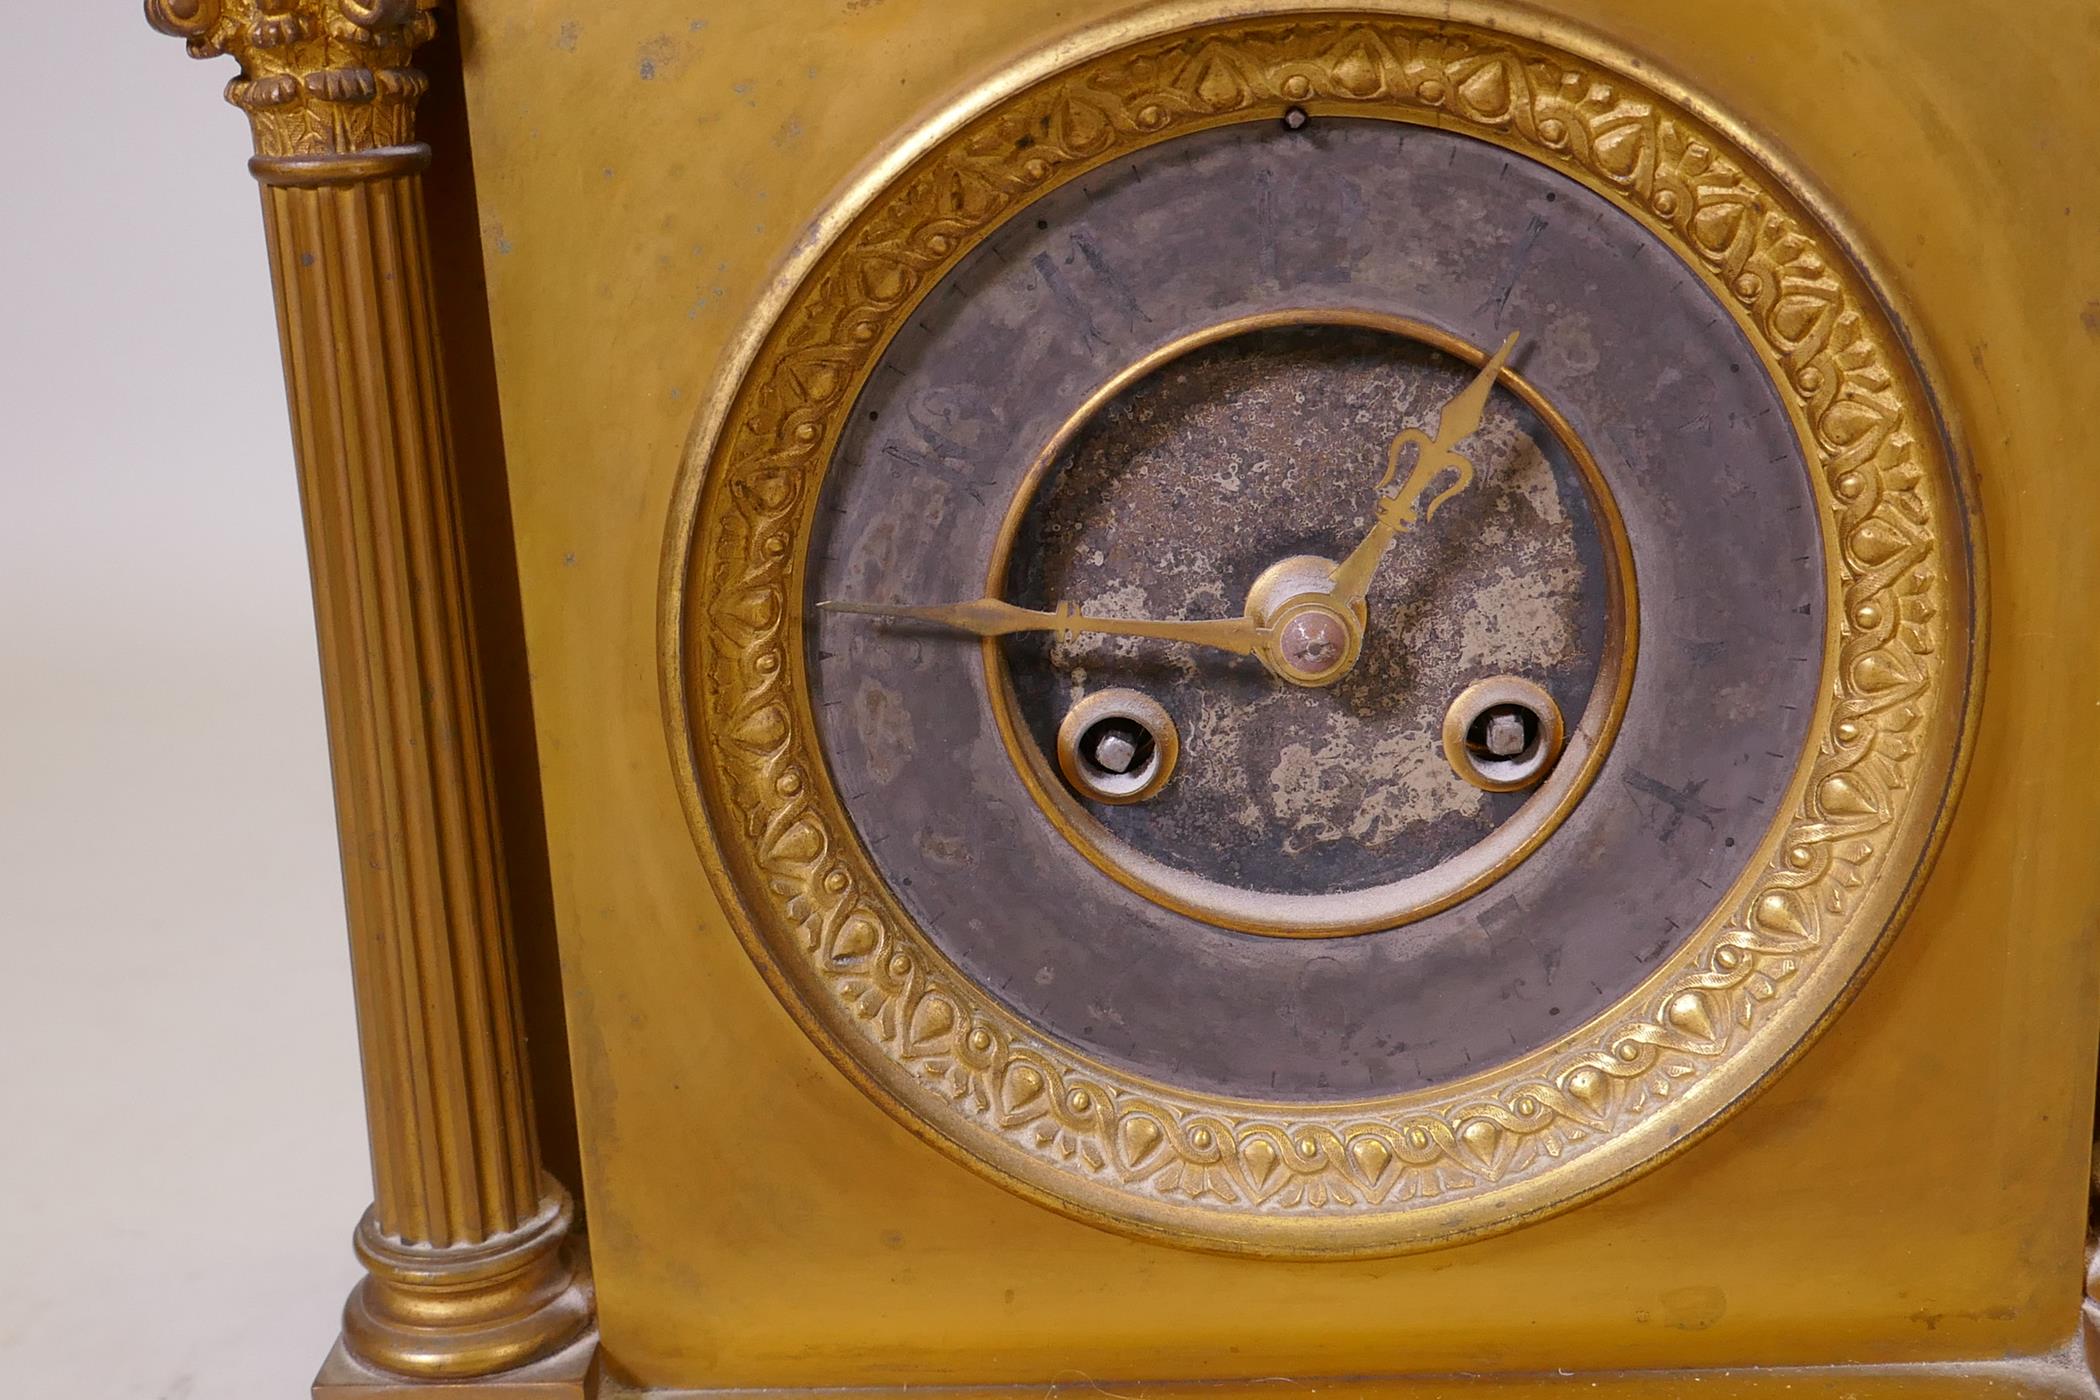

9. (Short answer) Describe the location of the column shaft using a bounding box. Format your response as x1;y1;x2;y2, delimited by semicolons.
254;150;589;1378
142;3;594;1385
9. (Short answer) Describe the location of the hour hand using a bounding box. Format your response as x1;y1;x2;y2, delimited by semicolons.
818;596;1265;658
1324;329;1520;611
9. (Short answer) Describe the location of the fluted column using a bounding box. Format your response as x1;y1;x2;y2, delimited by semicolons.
146;0;590;1385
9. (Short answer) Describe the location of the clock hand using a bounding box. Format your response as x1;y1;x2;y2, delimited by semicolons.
818;596;1266;658
1324;329;1521;612
826;334;1518;681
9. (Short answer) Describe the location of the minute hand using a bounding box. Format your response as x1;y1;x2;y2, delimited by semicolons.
817;596;1264;657
1325;329;1520;612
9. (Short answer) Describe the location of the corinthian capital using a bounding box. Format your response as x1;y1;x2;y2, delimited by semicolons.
145;0;439;158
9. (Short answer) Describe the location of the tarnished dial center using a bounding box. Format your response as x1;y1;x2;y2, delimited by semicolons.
996;318;1629;931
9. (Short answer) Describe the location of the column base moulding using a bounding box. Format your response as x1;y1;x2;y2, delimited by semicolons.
315;1328;599;1400
342;1189;593;1380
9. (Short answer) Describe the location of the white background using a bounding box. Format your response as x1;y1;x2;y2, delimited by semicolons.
1;6;370;1397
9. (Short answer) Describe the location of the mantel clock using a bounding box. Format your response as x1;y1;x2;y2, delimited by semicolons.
147;1;2100;1396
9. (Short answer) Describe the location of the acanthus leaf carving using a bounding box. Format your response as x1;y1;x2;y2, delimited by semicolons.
145;0;437;158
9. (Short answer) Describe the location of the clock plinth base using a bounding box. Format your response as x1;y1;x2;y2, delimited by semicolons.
609;1353;2096;1400
315;1327;599;1400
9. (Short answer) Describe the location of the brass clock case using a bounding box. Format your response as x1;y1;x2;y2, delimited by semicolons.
666;8;1975;1257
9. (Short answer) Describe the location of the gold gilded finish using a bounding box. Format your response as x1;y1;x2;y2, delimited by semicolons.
259;145;592;1385
314;1331;599;1400
148;0;592;1386
667;8;1972;1257
1325;329;1520;611
343;1191;585;1377
447;0;2093;1386
618;1359;2100;1400
144;0;437;159
134;0;2100;1386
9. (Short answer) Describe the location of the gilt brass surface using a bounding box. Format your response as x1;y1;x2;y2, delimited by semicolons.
669;8;1971;1257
448;0;2100;1389
131;0;2100;1390
144;0;594;1388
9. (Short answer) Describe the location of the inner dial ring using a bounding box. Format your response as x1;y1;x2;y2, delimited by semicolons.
984;310;1637;938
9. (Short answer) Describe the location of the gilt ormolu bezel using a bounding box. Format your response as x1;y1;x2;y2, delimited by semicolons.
664;3;1977;1257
